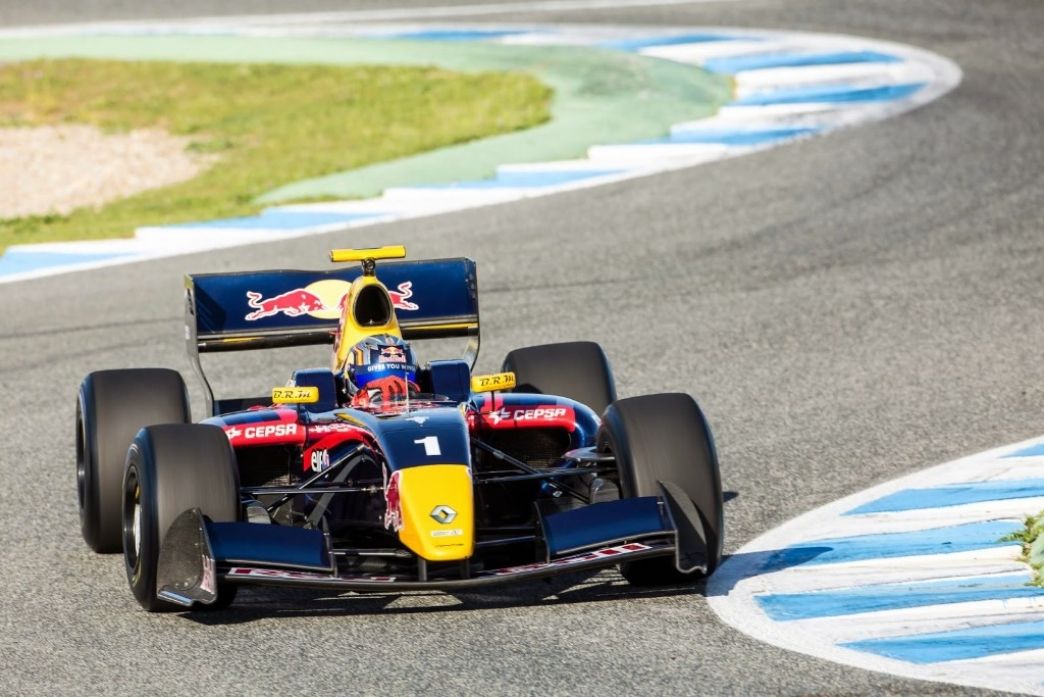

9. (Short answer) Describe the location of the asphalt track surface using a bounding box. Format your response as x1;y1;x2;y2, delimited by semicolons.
1;1;1042;695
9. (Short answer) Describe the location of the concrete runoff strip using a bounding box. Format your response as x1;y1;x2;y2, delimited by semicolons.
0;35;731;201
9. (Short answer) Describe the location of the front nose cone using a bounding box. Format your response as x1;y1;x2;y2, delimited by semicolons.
393;464;473;561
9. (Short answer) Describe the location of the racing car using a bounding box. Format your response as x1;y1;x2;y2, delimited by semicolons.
75;246;723;611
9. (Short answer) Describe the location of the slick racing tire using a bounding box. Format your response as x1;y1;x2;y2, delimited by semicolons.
598;393;723;585
77;369;190;554
123;424;240;612
502;341;617;415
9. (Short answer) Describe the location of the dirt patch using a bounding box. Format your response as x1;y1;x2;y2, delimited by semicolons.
0;125;213;219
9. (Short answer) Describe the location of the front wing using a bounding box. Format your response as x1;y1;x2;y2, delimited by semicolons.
156;486;709;606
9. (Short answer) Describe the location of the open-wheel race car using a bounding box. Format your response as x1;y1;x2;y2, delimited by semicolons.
76;246;723;611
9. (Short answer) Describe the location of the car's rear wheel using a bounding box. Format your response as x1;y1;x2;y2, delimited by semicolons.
598;393;723;585
502;341;617;414
123;423;240;612
77;369;190;553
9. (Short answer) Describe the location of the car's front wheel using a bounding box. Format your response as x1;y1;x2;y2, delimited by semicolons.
123;423;240;611
598;393;723;585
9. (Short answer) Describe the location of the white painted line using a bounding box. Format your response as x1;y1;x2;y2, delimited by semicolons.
380;186;537;204
496;159;636;173
750;552;1030;594
794;599;1044;645
828;497;1044;535
264;200;397;215
638;40;785;64
586;142;739;163
496;31;597;46
733;62;933;94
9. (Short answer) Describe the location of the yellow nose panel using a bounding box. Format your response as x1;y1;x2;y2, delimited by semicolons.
396;465;474;561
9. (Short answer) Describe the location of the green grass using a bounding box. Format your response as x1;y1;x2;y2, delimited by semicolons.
1003;511;1044;586
0;58;551;250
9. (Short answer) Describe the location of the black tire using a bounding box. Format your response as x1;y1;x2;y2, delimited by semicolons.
598;393;723;585
123;424;240;612
502;341;617;414
77;369;190;553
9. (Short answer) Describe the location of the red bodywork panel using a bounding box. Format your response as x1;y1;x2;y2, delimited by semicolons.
213;394;583;470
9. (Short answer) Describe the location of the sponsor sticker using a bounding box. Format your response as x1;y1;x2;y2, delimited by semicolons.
199;554;217;595
309;449;330;473
224;422;302;442
384;469;403;532
484;406;574;427
310;422;358;434
379;346;407;363
272;386;319;404
244;280;419;322
471;371;516;392
430;504;456;524
228;567;396;583
245;423;298;439
490;542;652;576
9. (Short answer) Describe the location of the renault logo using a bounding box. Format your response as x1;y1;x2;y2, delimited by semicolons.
430;505;456;524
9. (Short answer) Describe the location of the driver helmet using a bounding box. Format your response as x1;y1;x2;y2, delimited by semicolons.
342;333;418;396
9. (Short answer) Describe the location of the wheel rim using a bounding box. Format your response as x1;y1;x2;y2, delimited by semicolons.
122;467;141;575
75;405;86;516
132;496;141;558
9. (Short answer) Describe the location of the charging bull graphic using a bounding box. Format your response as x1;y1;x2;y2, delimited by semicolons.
245;280;418;321
244;289;325;320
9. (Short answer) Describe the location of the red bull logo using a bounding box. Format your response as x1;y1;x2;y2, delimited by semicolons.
244;280;418;321
384;469;403;532
245;289;325;320
388;282;419;311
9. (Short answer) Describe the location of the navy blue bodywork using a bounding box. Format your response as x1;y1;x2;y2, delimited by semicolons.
188;258;477;342
144;257;718;606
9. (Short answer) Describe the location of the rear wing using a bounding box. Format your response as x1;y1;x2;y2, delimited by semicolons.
184;258;478;410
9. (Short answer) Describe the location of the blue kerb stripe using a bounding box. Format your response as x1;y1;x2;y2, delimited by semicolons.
379;29;528;41
843;620;1044;663
733;82;925;106
600;33;743;51
1004;443;1044;458
170;210;381;230
416;169;621;189
762;520;1021;571
846;479;1044;515
664;126;820;145
756;572;1040;621
703;50;901;75
0;250;132;276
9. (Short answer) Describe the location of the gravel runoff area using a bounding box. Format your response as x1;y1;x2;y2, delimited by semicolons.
0;124;211;219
